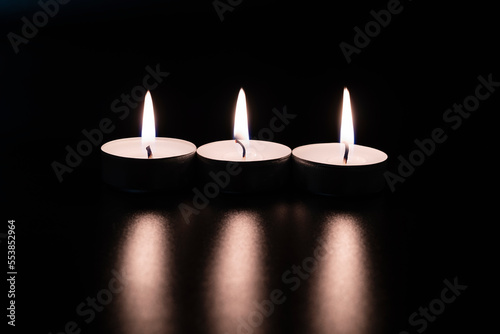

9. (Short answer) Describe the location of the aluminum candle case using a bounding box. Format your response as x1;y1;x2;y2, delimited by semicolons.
101;91;196;192
292;88;388;196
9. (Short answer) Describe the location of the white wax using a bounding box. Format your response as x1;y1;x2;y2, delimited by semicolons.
293;143;387;166
101;137;196;159
197;140;291;162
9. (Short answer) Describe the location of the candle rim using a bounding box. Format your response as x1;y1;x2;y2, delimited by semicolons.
101;137;196;160
292;142;387;167
197;139;291;162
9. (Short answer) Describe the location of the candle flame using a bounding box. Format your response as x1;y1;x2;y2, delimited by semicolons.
233;88;249;141
142;91;156;146
340;87;354;146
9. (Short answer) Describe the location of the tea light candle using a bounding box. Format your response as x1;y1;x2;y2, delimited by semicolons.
293;88;388;196
101;91;196;192
197;89;291;193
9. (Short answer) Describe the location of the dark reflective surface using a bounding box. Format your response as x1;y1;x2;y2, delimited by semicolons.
16;177;484;334
55;189;404;334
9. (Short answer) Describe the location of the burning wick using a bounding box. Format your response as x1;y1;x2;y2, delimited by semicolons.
343;142;349;164
146;145;153;159
235;139;246;158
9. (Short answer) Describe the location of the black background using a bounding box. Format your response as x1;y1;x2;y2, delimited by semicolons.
1;0;496;333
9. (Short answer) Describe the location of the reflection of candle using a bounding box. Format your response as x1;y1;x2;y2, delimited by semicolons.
205;211;267;334
293;88;387;196
115;212;174;334
101;91;196;192
197;88;291;193
310;214;373;334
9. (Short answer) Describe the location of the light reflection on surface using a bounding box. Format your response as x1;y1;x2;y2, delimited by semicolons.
310;214;372;334
205;211;267;334
116;212;173;334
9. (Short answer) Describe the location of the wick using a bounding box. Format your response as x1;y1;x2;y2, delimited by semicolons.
146;145;153;159
343;142;349;164
235;139;246;158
